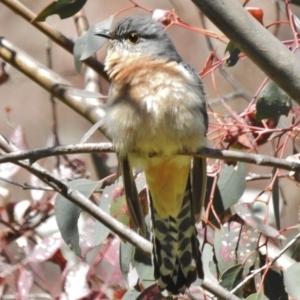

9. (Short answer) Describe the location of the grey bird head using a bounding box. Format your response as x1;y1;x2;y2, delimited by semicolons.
95;16;182;62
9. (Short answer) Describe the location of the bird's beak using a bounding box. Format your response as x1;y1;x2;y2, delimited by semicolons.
95;29;115;39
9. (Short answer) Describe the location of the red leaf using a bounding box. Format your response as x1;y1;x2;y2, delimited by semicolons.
96;237;124;287
246;7;264;24
64;262;91;299
18;269;33;300
137;284;165;300
28;233;62;262
200;51;215;76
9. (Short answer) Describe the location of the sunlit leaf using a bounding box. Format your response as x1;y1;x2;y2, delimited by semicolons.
64;262;90;299
235;203;281;238
214;223;241;274
33;0;87;22
284;263;300;299
28;232;62;262
18;269;33;300
256;81;292;122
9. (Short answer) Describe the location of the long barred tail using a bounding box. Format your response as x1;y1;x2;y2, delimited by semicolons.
150;190;204;295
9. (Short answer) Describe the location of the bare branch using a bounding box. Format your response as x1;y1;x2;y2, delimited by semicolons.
0;142;299;173
0;134;243;299
0;135;151;254
0;0;108;80
230;232;300;294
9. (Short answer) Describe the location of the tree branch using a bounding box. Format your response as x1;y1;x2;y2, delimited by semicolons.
0;138;242;300
0;36;106;131
191;0;300;103
0;142;299;173
0;135;151;254
0;0;108;80
230;232;300;294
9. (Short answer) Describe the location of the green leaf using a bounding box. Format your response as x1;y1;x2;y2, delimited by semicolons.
54;179;101;257
133;249;154;288
94;184;112;246
214;221;259;278
246;292;269;300
218;163;246;210
225;40;241;67
214;228;237;274
272;168;280;230
284;263;300;299
73;15;114;72
264;268;287;299
120;241;133;277
256;81;292;122
33;0;87;22
110;194;131;227
220;264;243;298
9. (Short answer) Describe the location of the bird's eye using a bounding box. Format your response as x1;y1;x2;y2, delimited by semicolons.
127;32;140;44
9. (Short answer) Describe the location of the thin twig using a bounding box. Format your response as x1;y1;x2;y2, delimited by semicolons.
192;0;300;103
0;176;53;191
2;294;52;300
230;232;300;294
0;142;299;172
0;0;108;80
0;137;242;300
0;135;152;255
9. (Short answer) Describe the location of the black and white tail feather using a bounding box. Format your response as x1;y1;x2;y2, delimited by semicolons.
150;157;206;295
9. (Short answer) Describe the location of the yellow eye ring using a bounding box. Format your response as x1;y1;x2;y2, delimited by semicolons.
127;32;140;44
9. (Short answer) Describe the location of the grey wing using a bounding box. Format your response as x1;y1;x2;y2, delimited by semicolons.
180;62;208;217
180;61;208;134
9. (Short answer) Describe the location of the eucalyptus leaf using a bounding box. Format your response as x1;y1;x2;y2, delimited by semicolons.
54;179;102;257
256;81;292;122
73;15;114;72
33;0;87;22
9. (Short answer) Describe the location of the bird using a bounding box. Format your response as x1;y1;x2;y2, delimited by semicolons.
95;15;208;295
